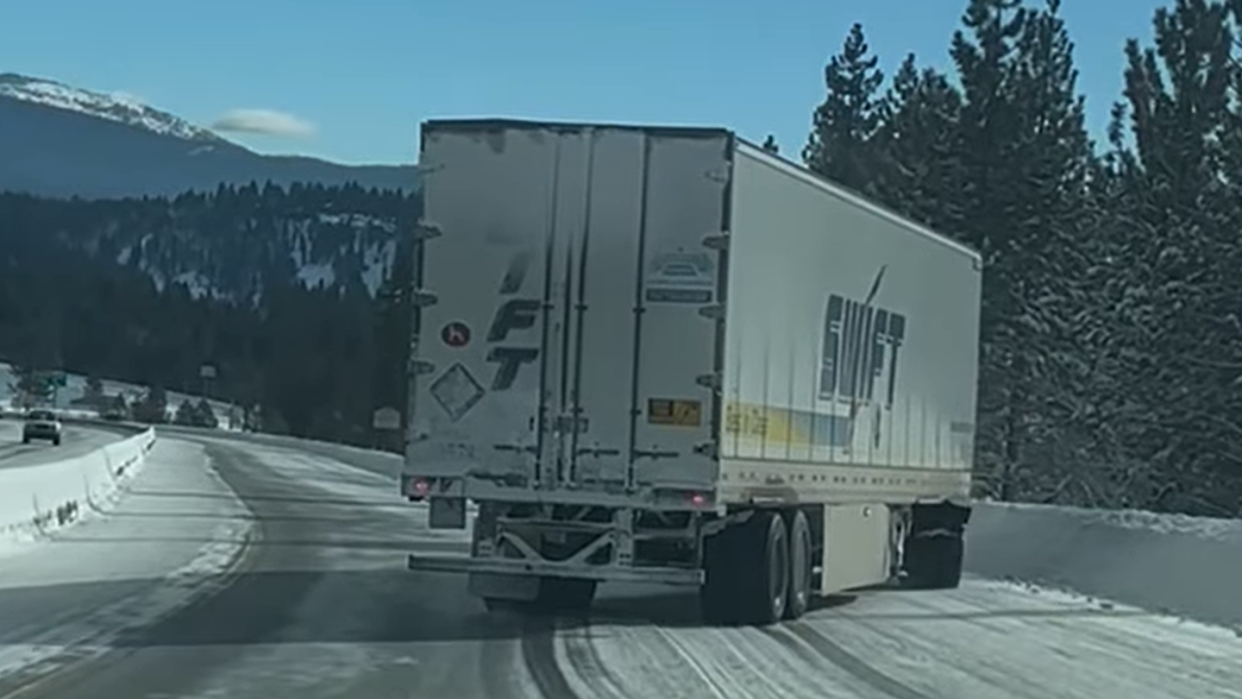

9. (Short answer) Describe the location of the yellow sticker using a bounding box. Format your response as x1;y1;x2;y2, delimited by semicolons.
647;398;702;427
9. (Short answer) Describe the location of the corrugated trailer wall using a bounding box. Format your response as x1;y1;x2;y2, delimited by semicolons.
716;142;981;505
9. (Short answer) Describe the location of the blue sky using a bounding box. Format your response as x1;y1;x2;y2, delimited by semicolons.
1;0;1167;165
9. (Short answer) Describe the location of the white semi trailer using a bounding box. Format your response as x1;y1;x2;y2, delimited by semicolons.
400;119;981;625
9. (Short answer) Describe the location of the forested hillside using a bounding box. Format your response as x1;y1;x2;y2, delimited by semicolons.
2;0;1240;517
794;0;1242;516
0;182;418;446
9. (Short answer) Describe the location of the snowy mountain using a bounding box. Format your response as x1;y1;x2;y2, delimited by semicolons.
0;73;417;199
0;73;220;142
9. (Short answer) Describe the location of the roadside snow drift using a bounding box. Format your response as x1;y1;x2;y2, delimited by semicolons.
966;501;1242;631
0;427;156;547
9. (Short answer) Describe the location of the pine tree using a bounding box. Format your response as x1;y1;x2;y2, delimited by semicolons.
1098;0;1242;513
7;364;51;408
134;385;169;424
174;399;197;425
107;393;129;420
804;23;886;194
194;398;219;428
83;375;105;407
950;0;1095;501
870;54;965;233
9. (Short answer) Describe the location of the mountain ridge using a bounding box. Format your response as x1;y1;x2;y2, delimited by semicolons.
0;72;223;142
0;72;417;199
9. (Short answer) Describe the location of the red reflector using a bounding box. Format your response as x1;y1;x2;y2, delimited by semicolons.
409;478;430;497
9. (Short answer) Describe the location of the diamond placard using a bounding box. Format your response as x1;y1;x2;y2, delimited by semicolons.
429;362;485;422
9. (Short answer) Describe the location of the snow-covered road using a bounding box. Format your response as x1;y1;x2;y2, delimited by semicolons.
0;436;250;692
1;431;1238;699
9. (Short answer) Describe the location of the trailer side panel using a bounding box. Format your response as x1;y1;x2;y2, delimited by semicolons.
718;143;981;506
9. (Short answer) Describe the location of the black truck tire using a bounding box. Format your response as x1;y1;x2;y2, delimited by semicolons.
784;509;812;620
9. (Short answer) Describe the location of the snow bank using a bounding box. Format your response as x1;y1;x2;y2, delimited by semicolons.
0;428;157;547
965;501;1242;631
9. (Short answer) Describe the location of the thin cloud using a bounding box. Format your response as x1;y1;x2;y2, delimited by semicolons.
211;108;315;138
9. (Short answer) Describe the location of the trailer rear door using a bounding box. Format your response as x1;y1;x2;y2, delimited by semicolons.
408;121;729;500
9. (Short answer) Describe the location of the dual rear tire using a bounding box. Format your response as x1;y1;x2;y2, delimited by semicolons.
701;509;813;626
701;506;965;626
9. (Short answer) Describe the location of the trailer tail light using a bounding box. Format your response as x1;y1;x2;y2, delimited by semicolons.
690;493;708;507
407;477;431;501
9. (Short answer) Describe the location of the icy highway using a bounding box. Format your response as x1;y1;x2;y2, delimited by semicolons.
0;430;1239;699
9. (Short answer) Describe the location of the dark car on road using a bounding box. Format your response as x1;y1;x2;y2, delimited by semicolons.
22;409;62;445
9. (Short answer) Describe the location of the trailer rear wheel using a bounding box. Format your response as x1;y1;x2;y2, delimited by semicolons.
739;510;789;625
783;510;812;620
702;511;795;626
700;524;742;625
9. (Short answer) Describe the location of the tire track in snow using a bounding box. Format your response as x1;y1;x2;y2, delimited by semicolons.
648;627;734;699
556;622;629;699
649;622;870;698
0;525;253;699
519;616;580;699
479;636;530;699
783;622;932;699
883;581;1242;698
559;612;858;699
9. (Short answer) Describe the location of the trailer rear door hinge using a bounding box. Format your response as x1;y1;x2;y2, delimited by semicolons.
702;232;730;251
413;219;443;240
693;441;718;459
697;304;726;321
695;373;721;390
553;414;590;435
411;289;439;307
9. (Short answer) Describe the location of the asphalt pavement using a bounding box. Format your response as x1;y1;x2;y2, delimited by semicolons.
0;431;1238;699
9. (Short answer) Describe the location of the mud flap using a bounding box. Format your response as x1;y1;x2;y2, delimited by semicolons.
468;571;541;602
429;497;467;529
